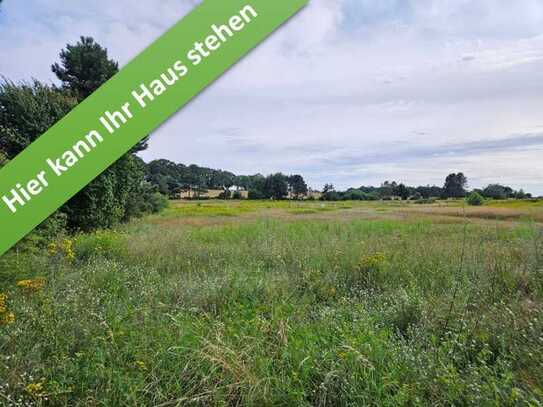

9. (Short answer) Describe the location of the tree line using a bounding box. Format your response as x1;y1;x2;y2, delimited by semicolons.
146;159;308;200
0;37;167;246
147;162;534;202
320;172;532;201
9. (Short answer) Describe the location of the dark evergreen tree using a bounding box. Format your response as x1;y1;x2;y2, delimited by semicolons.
52;37;118;100
51;37;153;230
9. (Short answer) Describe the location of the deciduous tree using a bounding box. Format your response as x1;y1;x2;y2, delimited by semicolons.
264;173;288;200
288;174;308;199
397;183;410;200
443;173;468;198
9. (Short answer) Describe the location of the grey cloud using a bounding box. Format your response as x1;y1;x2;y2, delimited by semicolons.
1;0;543;195
318;133;543;170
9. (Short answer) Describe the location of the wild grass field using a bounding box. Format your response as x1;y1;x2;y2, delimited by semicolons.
0;199;542;406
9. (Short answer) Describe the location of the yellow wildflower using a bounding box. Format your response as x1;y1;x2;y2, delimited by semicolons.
16;278;45;292
47;242;58;256
0;293;7;313
135;360;146;371
62;239;75;261
48;239;76;261
0;312;15;325
358;252;386;271
0;294;14;326
26;381;46;398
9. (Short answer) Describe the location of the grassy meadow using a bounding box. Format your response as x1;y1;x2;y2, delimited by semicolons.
0;199;542;406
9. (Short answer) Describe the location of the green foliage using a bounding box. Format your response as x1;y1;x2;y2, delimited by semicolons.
443;172;468;198
62;42;155;227
481;184;529;200
467;191;485;206
263;173;288;199
52;36;118;101
146;159;238;198
146;161;535;204
1;201;542;405
248;189;265;199
29;212;68;246
482;184;510;199
50;37;155;230
396;183;410;200
342;189;365;200
0;38;166;241
146;191;169;213
0;80;77;158
416;185;444;198
288;174;308;198
319;183;445;202
321;183;340;201
382;289;422;336
0;81;74;246
1;138;68;253
74;229;128;262
146;160;311;201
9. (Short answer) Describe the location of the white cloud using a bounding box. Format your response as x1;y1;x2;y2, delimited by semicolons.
1;0;543;194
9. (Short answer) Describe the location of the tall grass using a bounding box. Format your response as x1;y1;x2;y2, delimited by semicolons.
0;201;542;405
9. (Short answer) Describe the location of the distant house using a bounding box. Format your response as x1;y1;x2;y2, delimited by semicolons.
178;190;191;199
179;186;248;200
307;189;322;200
287;189;322;200
385;196;402;201
227;186;248;198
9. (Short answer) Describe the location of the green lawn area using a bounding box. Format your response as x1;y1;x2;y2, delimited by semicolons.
0;200;542;405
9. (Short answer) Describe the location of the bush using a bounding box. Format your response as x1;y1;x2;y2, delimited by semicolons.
11;212;68;253
75;230;127;262
147;192;169;213
124;183;168;216
0;80;155;233
248;190;265;200
466;191;485;206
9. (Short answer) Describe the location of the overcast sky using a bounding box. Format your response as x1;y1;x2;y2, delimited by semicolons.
1;0;543;194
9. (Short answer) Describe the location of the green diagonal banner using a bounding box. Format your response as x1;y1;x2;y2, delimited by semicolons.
0;0;308;256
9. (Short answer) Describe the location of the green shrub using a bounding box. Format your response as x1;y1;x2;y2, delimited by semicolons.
248;190;265;199
466;191;485;206
10;212;68;254
147;192;169;213
74;230;127;262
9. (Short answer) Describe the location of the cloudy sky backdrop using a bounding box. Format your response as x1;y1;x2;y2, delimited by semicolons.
1;0;543;194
